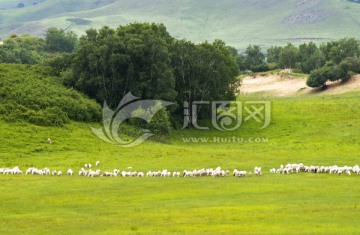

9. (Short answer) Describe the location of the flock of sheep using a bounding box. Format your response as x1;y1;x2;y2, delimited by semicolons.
1;162;360;178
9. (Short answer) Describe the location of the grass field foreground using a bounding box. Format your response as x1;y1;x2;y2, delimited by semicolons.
1;91;360;233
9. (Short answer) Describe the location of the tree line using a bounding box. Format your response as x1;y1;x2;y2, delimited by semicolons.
235;38;360;87
0;23;240;132
1;23;360;131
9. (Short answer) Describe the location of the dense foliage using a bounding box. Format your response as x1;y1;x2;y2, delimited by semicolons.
0;64;101;126
237;38;360;88
61;23;239;124
1;22;360;130
0;27;77;65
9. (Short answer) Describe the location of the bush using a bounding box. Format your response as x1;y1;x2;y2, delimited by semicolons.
130;102;172;135
250;63;269;72
307;67;329;88
340;57;360;74
306;64;352;88
0;64;101;126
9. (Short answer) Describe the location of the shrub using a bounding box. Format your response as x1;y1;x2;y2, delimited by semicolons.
306;67;331;88
0;64;101;126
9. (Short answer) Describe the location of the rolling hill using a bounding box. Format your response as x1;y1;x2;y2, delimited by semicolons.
1;0;360;50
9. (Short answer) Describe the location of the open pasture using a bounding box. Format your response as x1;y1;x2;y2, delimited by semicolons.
1;92;360;234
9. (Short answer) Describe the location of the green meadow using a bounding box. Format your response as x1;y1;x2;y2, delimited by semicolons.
1;90;360;234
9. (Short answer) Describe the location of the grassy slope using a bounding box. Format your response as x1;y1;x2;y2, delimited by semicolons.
1;0;360;49
1;91;360;234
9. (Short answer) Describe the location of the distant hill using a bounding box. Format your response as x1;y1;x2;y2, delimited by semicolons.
1;0;360;50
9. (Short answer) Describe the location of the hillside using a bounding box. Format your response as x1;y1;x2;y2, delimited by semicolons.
0;64;100;126
1;0;360;50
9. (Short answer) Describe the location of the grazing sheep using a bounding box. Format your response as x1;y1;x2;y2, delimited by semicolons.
270;168;276;174
67;169;73;176
254;167;262;176
47;138;52;144
4;169;14;175
161;169;168;177
96;161;100;167
102;172;114;177
233;170;247;177
85;163;92;168
137;172;144;177
88;170;101;177
79;168;88;176
57;171;62;176
43;168;51;175
25;167;34;175
14;169;23;175
52;170;57;176
183;170;194;177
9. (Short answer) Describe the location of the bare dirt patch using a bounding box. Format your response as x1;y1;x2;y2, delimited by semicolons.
240;74;360;96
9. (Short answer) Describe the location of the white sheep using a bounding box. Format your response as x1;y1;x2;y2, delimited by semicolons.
67;169;73;176
96;161;100;167
47;138;52;144
85;163;92;168
52;170;57;176
43;168;51;175
102;172;114;177
25;167;33;175
184;170;194;177
254;167;262;176
4;169;14;175
57;171;62;176
88;170;101;177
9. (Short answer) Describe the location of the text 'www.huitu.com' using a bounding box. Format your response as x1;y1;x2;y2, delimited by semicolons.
182;137;269;144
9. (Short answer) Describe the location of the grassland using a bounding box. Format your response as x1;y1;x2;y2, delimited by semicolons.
1;90;360;234
2;0;360;50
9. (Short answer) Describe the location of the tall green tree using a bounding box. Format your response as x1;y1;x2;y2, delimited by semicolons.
266;46;282;64
320;38;360;64
279;43;298;69
171;39;240;117
298;42;325;73
244;45;265;70
71;23;176;108
45;27;78;53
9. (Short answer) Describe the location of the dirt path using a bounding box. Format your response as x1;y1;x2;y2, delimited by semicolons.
240;73;360;96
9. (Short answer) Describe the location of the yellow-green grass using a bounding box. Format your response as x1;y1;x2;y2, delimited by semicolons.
0;91;360;234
